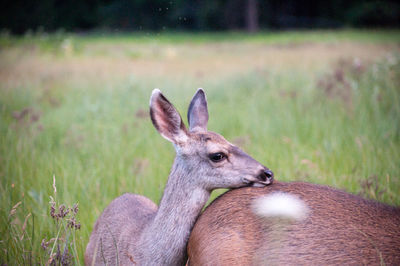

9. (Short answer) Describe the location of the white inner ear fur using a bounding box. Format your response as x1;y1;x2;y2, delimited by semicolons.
190;126;207;133
170;132;189;148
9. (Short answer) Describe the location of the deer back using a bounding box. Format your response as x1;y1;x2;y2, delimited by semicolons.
188;181;400;265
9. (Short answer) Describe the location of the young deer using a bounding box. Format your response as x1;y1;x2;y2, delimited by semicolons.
188;181;400;265
85;89;274;265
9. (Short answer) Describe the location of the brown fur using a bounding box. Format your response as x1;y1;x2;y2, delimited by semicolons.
188;181;400;265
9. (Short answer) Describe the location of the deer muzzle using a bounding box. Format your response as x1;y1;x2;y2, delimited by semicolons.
243;169;274;187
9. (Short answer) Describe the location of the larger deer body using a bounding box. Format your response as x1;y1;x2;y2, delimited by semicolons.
85;89;273;265
188;181;400;265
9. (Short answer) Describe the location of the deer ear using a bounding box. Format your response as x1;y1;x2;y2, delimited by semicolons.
150;89;188;144
187;88;209;132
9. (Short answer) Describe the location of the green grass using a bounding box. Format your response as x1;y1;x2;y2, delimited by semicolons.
0;30;399;264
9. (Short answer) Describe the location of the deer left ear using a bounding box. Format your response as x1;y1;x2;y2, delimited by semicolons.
150;89;188;145
188;88;209;132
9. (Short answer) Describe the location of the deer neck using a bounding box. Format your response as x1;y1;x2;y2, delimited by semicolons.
138;157;210;265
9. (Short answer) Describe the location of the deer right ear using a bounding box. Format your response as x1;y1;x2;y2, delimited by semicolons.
150;89;188;145
188;88;209;132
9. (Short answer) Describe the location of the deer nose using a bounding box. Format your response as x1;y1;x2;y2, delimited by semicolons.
265;169;274;180
257;169;274;183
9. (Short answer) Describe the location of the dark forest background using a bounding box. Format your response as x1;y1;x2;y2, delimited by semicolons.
1;0;400;34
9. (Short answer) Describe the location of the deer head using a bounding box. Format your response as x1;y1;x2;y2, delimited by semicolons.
150;88;273;191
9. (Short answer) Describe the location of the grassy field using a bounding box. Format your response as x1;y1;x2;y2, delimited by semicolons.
1;29;400;264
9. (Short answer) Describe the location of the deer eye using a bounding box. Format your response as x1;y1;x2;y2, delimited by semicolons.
209;152;226;162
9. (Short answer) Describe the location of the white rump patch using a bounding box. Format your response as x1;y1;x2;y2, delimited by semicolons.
252;192;310;221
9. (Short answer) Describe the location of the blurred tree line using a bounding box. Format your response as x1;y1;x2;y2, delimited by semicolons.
1;0;399;34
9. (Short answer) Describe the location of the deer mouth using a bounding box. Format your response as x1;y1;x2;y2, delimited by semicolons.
250;181;271;187
243;177;273;187
243;169;274;187
243;180;270;187
248;180;272;187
